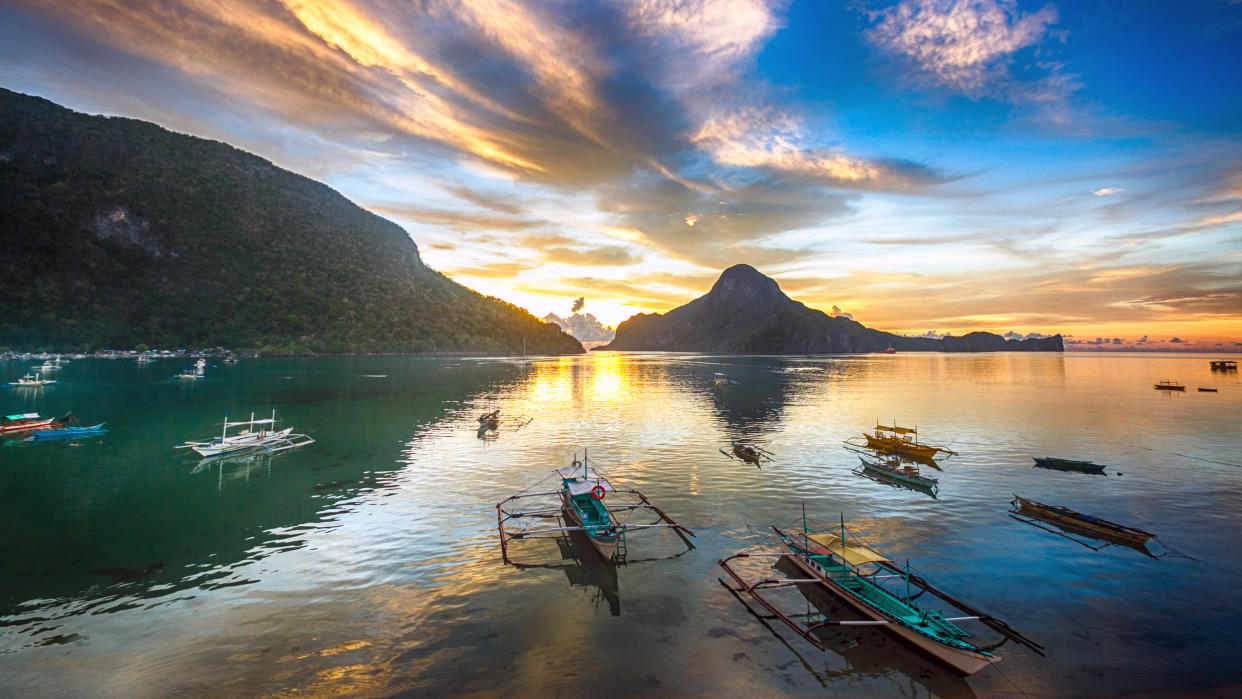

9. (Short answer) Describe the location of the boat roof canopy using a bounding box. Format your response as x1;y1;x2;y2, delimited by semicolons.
5;413;40;420
807;533;891;566
876;424;916;434
565;480;616;496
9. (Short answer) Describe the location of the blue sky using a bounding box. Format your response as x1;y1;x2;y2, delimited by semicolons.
1;0;1239;348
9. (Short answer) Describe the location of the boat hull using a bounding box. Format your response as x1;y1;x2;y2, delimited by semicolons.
560;495;618;562
858;459;938;493
784;553;997;676
191;427;294;457
1033;457;1104;473
863;434;943;459
1013;497;1153;548
1;418;55;433
33;424;106;439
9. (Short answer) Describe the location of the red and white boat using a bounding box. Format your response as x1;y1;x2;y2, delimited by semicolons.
1;412;58;434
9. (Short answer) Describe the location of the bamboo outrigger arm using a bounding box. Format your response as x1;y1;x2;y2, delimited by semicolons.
871;561;1045;656
717;553;828;651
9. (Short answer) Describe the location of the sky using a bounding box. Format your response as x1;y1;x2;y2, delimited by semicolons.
1;0;1240;350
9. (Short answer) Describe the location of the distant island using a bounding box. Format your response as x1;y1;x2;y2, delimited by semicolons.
0;88;582;355
597;264;1063;353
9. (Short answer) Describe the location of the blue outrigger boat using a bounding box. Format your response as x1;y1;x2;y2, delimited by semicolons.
719;512;1042;675
497;452;694;563
33;423;107;439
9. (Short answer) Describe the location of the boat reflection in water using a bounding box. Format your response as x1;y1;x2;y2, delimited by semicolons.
507;530;623;616
191;449;277;492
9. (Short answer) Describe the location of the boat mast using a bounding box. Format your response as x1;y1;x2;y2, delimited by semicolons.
840;512;846;563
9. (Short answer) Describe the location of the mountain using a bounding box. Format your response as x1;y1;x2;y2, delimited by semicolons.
597;264;1063;353
0;88;582;355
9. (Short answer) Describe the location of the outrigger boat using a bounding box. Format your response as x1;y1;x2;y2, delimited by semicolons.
33;423;107;440
854;452;939;497
847;422;957;462
1153;380;1185;391
1010;495;1156;553
721;442;773;465
175;408;314;458
1;413;59;434
713;372;734;386
1033;456;1105;474
172;369;202;380
7;371;57;387
718;512;1043;676
497;452;695;563
478;409;500;427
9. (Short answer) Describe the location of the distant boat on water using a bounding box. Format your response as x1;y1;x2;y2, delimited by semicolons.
1153;380;1185;391
1033;456;1106;474
7;371;57;387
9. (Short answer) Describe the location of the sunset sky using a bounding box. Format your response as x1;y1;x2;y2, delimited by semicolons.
2;1;1240;349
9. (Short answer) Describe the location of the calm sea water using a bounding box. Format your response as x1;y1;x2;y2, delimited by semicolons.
1;352;1240;697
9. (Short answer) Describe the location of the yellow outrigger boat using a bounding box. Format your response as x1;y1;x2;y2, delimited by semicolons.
848;423;957;462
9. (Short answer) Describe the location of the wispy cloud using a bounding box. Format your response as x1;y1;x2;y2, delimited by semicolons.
865;0;1070;103
1092;187;1123;196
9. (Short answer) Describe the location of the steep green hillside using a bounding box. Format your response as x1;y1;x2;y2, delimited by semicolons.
0;88;581;354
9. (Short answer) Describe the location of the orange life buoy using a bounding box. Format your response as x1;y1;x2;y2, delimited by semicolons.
591;484;606;500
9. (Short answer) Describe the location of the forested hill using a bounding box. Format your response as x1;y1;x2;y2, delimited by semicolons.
598;264;1064;353
0;88;582;354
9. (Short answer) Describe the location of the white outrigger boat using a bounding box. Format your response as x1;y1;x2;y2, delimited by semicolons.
7;371;57;387
176;408;315;458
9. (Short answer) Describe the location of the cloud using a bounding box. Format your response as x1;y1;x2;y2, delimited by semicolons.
865;0;1068;103
542;245;643;266
830;305;853;319
366;202;542;232
1092;187;1123;196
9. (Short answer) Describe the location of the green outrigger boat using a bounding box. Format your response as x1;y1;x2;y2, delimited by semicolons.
497;452;695;563
718;514;1042;675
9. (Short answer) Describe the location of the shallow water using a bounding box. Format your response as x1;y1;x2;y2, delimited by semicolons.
1;352;1240;697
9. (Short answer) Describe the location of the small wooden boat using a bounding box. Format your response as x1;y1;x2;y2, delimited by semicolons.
1010;495;1155;550
1210;360;1237;371
33;423;107;439
1;412;58;434
497;452;694;564
1153;380;1185;391
478;409;501;426
718;514;1043;676
1033;456;1105;474
175;408;314;458
172;369;202;380
1197;388;1218;392
848;422;957;462
855;454;938;495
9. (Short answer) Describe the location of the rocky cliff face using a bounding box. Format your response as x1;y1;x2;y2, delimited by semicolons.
597;265;1063;354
